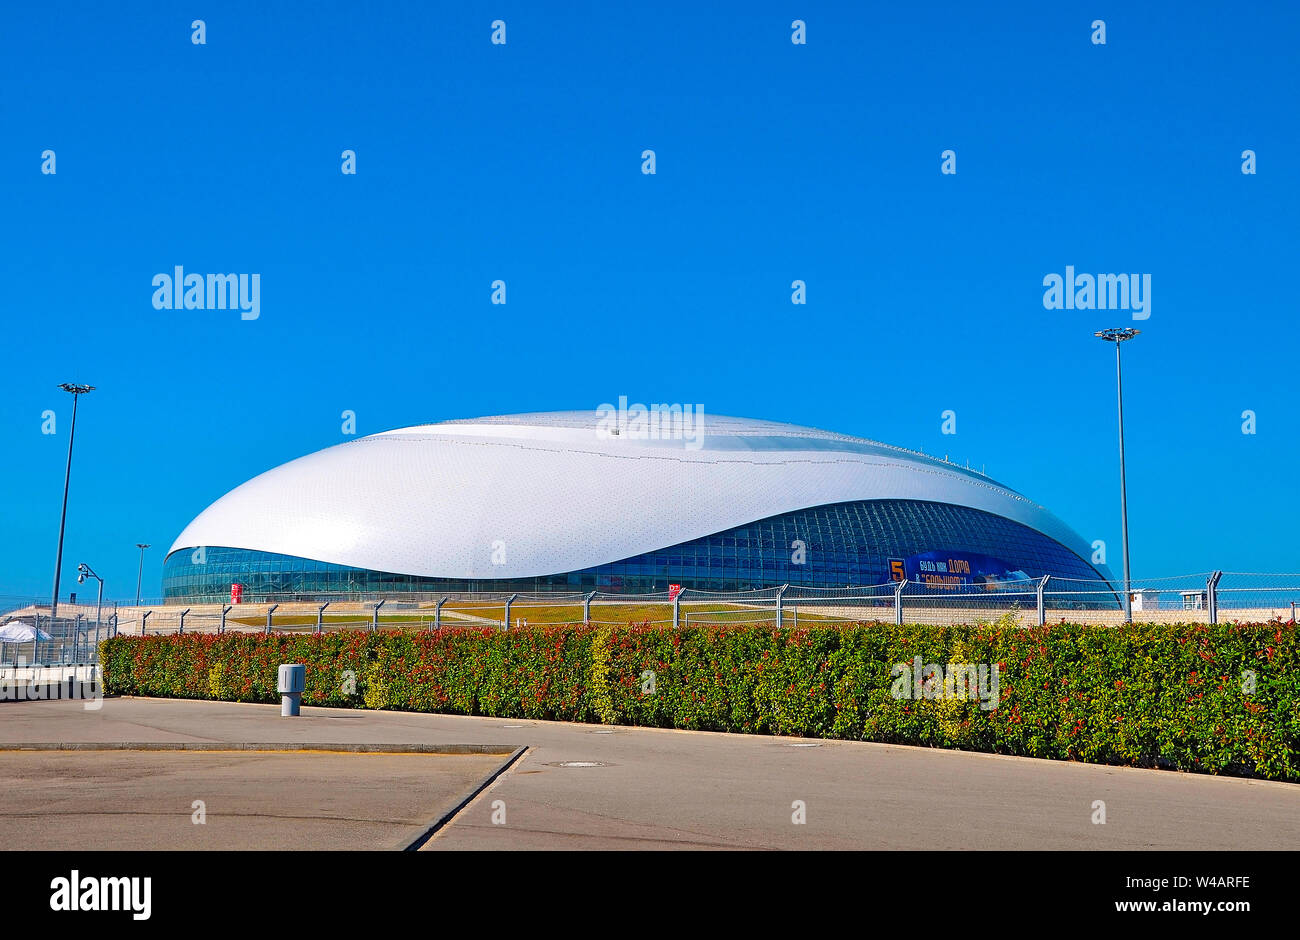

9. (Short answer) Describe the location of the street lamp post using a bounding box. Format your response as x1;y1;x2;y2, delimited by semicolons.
135;543;151;606
51;384;94;620
77;563;104;661
1095;329;1140;623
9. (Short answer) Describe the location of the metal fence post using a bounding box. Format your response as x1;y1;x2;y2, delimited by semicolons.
1207;570;1223;625
583;591;596;623
371;599;385;632
141;610;151;635
110;613;117;638
74;614;83;663
316;602;330;635
1036;575;1050;627
220;604;232;635
265;603;279;634
776;584;788;627
178;608;191;634
504;594;517;631
435;597;448;630
894;579;907;625
673;592;680;629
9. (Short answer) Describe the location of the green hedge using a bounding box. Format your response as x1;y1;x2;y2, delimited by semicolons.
100;619;1300;781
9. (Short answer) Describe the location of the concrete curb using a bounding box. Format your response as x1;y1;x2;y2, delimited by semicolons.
0;742;520;754
401;745;529;851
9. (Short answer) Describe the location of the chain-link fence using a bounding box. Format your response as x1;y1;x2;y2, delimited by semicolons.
0;610;118;667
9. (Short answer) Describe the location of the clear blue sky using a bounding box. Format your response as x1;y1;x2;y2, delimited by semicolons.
2;1;1296;602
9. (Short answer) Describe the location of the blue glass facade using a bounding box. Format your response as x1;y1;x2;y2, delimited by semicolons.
163;498;1115;604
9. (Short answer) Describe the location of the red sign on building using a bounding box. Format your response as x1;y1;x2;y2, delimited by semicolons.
668;584;682;600
230;583;244;605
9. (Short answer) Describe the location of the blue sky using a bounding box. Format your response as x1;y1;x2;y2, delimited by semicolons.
1;1;1296;601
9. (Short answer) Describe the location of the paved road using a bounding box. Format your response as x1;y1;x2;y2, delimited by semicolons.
0;749;508;850
1;697;1295;850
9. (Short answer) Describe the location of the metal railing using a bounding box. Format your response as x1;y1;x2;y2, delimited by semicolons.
20;571;1289;636
5;572;1299;641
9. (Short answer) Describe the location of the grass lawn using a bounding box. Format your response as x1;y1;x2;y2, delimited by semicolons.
440;601;846;627
227;601;848;631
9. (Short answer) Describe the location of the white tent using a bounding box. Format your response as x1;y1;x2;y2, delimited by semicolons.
0;620;54;642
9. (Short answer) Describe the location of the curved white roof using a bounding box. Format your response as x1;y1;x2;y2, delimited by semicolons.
169;411;1101;578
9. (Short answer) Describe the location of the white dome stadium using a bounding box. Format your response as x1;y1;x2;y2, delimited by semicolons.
163;411;1113;601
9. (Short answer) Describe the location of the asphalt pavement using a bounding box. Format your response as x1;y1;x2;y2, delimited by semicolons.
1;697;1294;850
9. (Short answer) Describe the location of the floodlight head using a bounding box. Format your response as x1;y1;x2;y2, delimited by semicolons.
137;543;151;550
58;383;95;394
1094;328;1140;343
77;573;86;584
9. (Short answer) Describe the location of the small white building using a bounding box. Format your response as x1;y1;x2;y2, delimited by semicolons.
1129;589;1159;611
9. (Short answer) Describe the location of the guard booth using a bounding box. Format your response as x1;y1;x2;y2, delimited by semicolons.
1129;589;1159;612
